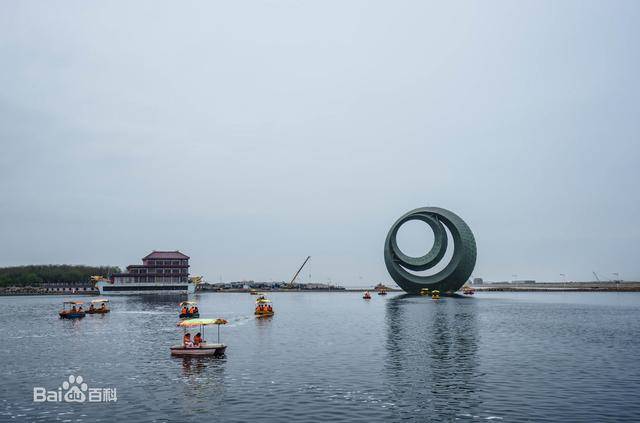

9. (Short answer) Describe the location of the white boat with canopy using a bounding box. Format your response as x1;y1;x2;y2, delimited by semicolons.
170;318;228;357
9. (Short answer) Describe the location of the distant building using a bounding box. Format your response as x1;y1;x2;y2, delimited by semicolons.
97;251;195;294
473;278;483;285
511;280;536;284
111;251;190;285
43;281;96;293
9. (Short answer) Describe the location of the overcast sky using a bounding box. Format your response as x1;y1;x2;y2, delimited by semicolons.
1;1;638;285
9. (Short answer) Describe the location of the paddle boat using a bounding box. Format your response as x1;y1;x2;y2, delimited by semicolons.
86;298;110;314
59;301;86;319
179;301;199;319
462;286;475;296
419;288;430;296
377;289;388;296
431;290;441;300
171;318;228;357
254;294;274;317
363;291;372;300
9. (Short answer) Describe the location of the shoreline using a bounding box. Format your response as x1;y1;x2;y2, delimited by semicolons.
2;284;640;296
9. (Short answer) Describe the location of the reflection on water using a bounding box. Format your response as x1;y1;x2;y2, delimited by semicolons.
175;357;226;416
385;295;481;420
255;314;274;330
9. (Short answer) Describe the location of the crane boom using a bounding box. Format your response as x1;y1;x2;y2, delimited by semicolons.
287;256;311;288
592;271;600;282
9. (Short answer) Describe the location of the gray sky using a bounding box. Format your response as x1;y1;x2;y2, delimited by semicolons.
1;1;638;285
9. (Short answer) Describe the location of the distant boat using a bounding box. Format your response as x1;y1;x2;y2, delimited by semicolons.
85;298;110;314
179;301;199;319
255;295;275;317
363;291;371;300
59;301;86;319
462;286;475;296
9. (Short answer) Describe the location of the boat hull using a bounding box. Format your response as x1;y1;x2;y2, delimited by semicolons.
255;311;274;317
97;281;195;295
85;309;110;314
179;312;200;319
59;312;85;319
170;343;226;357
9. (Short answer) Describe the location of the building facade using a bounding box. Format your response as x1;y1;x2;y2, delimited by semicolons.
111;251;190;285
96;250;194;294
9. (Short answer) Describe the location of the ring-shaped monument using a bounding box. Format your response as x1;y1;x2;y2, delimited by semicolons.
384;207;477;294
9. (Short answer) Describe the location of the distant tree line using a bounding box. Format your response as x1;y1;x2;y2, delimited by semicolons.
0;265;121;287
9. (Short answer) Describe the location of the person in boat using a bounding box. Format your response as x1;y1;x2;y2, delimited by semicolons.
183;332;192;348
89;303;95;312
99;302;106;310
267;304;273;313
181;306;188;316
194;306;199;314
70;305;77;314
193;332;202;347
78;305;83;313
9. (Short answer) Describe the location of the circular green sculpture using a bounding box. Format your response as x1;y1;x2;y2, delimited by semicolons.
384;207;477;294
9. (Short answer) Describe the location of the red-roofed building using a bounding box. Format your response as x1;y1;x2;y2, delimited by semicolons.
98;251;194;294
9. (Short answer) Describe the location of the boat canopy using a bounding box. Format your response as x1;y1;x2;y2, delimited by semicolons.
63;301;84;305
179;301;197;307
256;298;271;303
177;318;227;328
91;298;109;303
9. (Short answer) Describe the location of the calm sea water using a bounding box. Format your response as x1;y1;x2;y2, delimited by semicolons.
1;291;639;422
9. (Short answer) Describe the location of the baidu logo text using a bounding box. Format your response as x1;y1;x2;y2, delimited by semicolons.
33;375;117;403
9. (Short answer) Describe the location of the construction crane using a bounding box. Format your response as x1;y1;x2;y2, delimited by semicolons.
593;271;617;283
285;256;311;289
